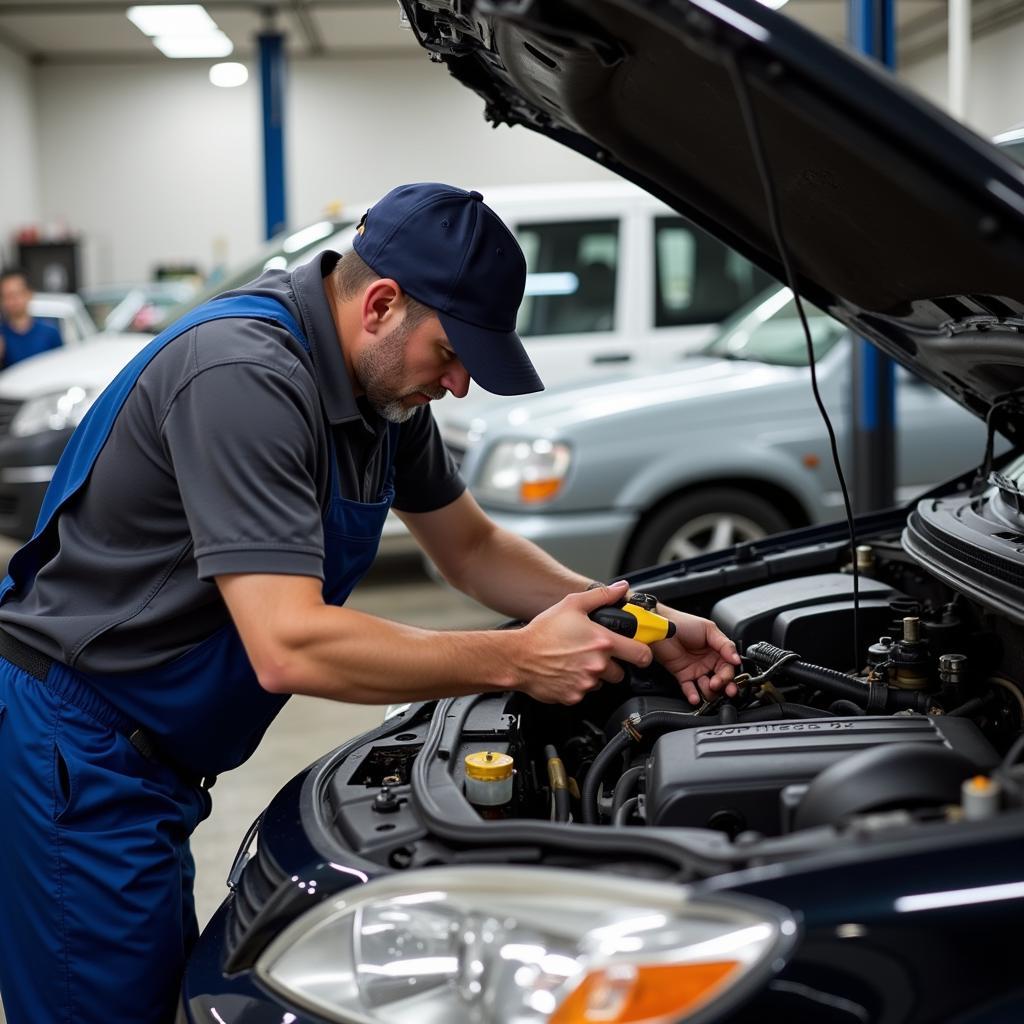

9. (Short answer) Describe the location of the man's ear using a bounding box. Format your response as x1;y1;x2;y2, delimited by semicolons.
361;278;401;336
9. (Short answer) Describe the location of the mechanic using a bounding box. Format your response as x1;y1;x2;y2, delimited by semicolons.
0;183;741;1024
0;267;64;368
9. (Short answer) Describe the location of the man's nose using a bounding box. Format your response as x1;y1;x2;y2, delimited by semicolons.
442;362;471;399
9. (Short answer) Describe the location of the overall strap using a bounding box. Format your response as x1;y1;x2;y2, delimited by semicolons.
1;295;308;603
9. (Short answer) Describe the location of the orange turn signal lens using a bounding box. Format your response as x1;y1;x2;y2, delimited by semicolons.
551;960;740;1024
520;478;564;503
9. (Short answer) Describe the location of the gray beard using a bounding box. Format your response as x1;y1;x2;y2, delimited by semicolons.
355;319;445;423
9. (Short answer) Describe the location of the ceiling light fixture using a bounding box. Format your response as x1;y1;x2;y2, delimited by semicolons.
126;4;217;37
209;62;249;87
154;30;233;58
127;5;235;59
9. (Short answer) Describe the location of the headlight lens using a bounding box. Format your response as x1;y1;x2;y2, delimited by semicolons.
10;387;97;437
475;439;572;505
255;867;792;1024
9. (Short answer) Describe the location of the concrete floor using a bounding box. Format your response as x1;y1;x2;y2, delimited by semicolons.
0;546;502;1021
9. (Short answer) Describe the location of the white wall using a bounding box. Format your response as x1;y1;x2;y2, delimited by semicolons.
36;62;262;286
902;19;1024;137
286;56;615;228
0;40;40;268
35;54;614;286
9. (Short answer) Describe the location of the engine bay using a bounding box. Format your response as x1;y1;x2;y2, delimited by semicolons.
315;495;1024;883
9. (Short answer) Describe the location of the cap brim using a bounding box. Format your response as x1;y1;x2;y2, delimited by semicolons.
438;312;544;397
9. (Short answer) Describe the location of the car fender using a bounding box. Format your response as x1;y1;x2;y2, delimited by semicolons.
610;439;829;524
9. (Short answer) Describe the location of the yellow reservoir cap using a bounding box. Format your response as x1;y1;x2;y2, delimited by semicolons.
465;751;514;781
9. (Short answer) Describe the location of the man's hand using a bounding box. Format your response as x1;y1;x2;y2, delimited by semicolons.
515;581;653;704
653;606;742;705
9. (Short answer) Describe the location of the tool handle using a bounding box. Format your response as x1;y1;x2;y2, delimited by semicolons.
589;607;640;637
589;602;676;644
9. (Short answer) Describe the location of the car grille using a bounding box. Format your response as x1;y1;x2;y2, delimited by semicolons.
0;398;22;436
224;839;288;958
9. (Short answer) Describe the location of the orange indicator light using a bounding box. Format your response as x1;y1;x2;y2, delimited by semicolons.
520;479;563;502
550;960;740;1023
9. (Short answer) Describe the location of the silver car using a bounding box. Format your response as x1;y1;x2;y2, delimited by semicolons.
442;286;992;581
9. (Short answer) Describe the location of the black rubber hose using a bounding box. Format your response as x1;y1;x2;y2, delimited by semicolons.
581;732;630;825
947;692;1000;718
581;711;720;824
613;796;641;827
746;643;931;713
829;699;866;716
612;765;645;816
719;703;738;725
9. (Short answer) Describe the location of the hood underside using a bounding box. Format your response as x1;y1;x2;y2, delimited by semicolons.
402;0;1024;440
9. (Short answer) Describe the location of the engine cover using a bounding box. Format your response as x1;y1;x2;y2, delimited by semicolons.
709;573;900;665
646;715;998;835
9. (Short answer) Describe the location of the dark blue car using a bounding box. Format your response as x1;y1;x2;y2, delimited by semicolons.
180;1;1024;1020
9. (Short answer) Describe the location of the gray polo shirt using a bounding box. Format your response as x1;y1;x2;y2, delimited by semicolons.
0;251;464;673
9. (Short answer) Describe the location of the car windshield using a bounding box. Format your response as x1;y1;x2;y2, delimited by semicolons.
148;219;353;334
701;286;847;366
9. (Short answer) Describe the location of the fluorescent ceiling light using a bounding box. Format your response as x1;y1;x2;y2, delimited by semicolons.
755;0;789;8
209;61;248;87
127;5;217;37
155;30;233;58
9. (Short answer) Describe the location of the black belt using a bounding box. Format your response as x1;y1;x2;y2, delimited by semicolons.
0;626;53;683
0;628;215;790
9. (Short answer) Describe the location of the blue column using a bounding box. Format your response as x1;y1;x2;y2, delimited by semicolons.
849;0;896;512
259;32;287;240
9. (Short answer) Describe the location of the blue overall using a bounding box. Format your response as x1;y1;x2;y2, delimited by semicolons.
0;296;395;1023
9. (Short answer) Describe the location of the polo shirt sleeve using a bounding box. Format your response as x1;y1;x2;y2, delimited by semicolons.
391;407;466;513
160;359;328;580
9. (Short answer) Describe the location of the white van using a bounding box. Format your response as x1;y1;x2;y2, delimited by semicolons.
0;182;770;542
458;181;771;397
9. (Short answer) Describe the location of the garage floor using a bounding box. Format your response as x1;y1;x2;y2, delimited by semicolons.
0;546;501;1021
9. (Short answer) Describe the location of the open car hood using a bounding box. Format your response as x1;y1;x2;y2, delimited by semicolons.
401;0;1024;441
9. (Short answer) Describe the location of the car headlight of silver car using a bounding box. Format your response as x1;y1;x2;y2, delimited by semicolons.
475;439;572;505
255;867;794;1024
10;386;98;437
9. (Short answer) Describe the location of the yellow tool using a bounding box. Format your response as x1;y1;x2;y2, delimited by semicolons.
589;591;675;644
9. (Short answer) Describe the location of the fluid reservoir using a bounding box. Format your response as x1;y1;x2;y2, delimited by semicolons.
464;751;514;808
961;775;1000;821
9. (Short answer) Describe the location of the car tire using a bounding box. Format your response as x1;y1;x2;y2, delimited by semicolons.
622;487;791;571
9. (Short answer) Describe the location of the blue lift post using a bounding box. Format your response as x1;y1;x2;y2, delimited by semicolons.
259;31;287;241
850;0;896;511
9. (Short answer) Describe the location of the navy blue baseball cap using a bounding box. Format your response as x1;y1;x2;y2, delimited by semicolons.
352;182;543;396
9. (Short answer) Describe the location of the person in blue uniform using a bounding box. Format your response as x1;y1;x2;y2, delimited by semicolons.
0;184;741;1023
0;268;64;367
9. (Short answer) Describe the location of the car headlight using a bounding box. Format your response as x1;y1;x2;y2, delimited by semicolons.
255;867;794;1024
475;439;572;505
10;387;97;437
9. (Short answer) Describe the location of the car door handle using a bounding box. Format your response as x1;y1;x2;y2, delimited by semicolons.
592;353;632;364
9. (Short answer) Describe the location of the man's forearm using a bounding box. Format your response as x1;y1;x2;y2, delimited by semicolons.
256;602;522;702
451;524;595;621
219;571;655;707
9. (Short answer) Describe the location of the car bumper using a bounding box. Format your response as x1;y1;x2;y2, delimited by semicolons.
0;428;72;540
480;506;637;582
